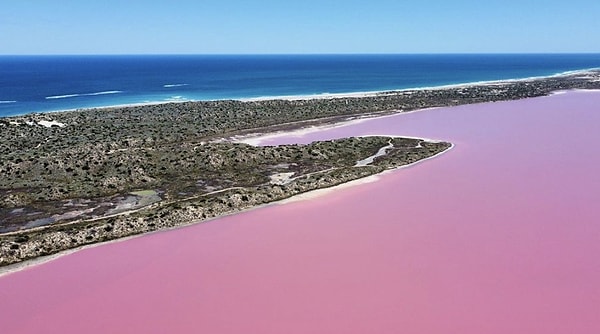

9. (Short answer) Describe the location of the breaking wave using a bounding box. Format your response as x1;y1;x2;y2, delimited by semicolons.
163;83;189;88
45;91;123;100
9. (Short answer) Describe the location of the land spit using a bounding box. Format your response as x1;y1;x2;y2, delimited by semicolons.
1;70;600;266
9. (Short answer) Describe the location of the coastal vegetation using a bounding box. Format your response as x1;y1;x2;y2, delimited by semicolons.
1;70;599;267
0;135;450;266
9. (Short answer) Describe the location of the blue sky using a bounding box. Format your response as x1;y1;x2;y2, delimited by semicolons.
2;0;599;54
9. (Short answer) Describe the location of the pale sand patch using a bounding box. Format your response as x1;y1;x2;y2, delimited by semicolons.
269;172;296;185
7;120;67;127
354;141;394;167
552;89;600;96
37;120;66;128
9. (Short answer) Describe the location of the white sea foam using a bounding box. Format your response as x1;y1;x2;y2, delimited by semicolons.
46;94;81;100
45;91;122;100
165;96;189;102
0;100;16;104
163;84;189;88
242;90;394;102
240;68;600;102
86;90;123;96
24;67;600;116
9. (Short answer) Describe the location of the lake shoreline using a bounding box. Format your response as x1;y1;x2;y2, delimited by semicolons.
2;70;600;269
4;90;600;332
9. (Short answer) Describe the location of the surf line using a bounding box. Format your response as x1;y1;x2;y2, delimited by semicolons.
45;91;123;100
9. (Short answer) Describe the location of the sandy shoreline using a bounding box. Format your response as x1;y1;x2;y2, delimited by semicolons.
0;132;451;278
277;142;454;204
231;108;440;146
5;68;598;117
241;68;600;101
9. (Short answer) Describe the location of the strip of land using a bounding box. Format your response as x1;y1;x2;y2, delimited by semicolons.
1;70;599;267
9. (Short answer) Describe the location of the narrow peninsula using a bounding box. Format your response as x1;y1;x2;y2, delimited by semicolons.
1;70;600;267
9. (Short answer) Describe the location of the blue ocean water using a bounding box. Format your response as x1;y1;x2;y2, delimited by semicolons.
1;54;599;117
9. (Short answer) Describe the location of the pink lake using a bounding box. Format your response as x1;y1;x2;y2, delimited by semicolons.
1;91;600;333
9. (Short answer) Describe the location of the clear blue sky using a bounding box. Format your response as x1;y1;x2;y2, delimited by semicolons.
2;0;599;54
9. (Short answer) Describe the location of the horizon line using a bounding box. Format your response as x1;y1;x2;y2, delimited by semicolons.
1;52;600;57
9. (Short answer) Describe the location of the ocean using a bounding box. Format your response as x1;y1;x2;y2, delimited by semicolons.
1;54;599;117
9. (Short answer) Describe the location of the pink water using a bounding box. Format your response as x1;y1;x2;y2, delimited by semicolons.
2;91;600;333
